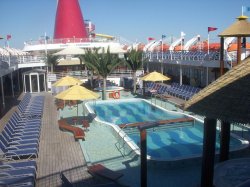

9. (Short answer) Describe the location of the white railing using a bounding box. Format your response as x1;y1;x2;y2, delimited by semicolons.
18;55;45;64
144;51;220;61
47;69;136;81
144;50;247;62
24;37;120;46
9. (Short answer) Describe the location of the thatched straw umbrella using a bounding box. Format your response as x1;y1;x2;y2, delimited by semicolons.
184;56;250;187
218;15;250;75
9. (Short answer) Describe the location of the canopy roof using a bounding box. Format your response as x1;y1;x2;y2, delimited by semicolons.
140;71;171;82
57;58;81;66
219;16;250;37
184;57;250;124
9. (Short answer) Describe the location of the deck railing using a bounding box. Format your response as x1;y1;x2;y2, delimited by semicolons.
24;37;119;46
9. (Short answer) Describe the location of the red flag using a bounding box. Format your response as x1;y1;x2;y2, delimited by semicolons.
208;27;217;32
7;34;11;40
148;37;155;41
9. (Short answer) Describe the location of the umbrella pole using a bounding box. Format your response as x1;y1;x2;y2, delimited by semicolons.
77;100;78;119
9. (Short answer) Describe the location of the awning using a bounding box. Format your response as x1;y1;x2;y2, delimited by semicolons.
57;59;81;66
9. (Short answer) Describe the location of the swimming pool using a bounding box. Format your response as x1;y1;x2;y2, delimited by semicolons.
86;98;248;161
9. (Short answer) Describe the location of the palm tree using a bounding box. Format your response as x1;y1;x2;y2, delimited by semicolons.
78;54;94;88
82;47;123;100
124;49;144;94
46;53;59;73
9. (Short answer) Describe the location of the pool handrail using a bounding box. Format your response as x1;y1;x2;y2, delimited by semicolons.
119;117;194;128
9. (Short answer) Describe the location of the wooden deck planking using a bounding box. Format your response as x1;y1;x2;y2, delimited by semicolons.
36;93;93;187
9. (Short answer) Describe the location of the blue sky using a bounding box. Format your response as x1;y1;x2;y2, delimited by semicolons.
0;0;249;49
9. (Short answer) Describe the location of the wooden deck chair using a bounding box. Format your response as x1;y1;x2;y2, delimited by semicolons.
87;164;124;182
60;172;73;187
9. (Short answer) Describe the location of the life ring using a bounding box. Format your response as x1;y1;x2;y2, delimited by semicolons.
112;91;120;99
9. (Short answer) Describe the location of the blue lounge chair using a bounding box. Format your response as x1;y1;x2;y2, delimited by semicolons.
11;112;41;124
11;112;41;126
4;125;40;139
0;167;36;186
0;138;38;153
0;143;38;160
0;134;38;147
2;130;39;144
8;120;41;133
0;160;37;171
0;166;36;176
0;175;35;187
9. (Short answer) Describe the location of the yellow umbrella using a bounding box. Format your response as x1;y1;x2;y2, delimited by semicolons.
55;85;99;118
140;71;170;82
52;76;82;87
55;85;99;100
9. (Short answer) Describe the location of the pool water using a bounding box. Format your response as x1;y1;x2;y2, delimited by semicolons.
87;99;244;160
91;99;184;125
124;122;241;160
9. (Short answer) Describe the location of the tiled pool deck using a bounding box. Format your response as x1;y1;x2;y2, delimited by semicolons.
1;91;250;187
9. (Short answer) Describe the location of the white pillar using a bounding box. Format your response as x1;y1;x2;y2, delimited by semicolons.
177;61;182;85
23;74;26;93
37;74;40;92
29;74;32;93
17;70;21;91
44;73;47;92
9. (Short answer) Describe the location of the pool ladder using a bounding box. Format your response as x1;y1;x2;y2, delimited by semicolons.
115;124;132;157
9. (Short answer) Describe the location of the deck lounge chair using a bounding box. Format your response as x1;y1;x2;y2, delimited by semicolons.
0;136;37;151
0;134;38;148
10;113;41;127
0;160;37;171
60;172;125;187
8;121;41;134
0;167;36;186
1;133;38;147
88;164;124;182
0;142;38;160
17;97;44;119
4;125;40;140
0;166;36;176
60;172;73;187
2;129;39;144
12;110;36;121
1;148;38;160
0;175;35;187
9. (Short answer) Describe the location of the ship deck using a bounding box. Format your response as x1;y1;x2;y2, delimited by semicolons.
0;93;109;186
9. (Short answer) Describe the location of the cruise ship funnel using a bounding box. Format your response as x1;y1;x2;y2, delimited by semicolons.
54;0;88;39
